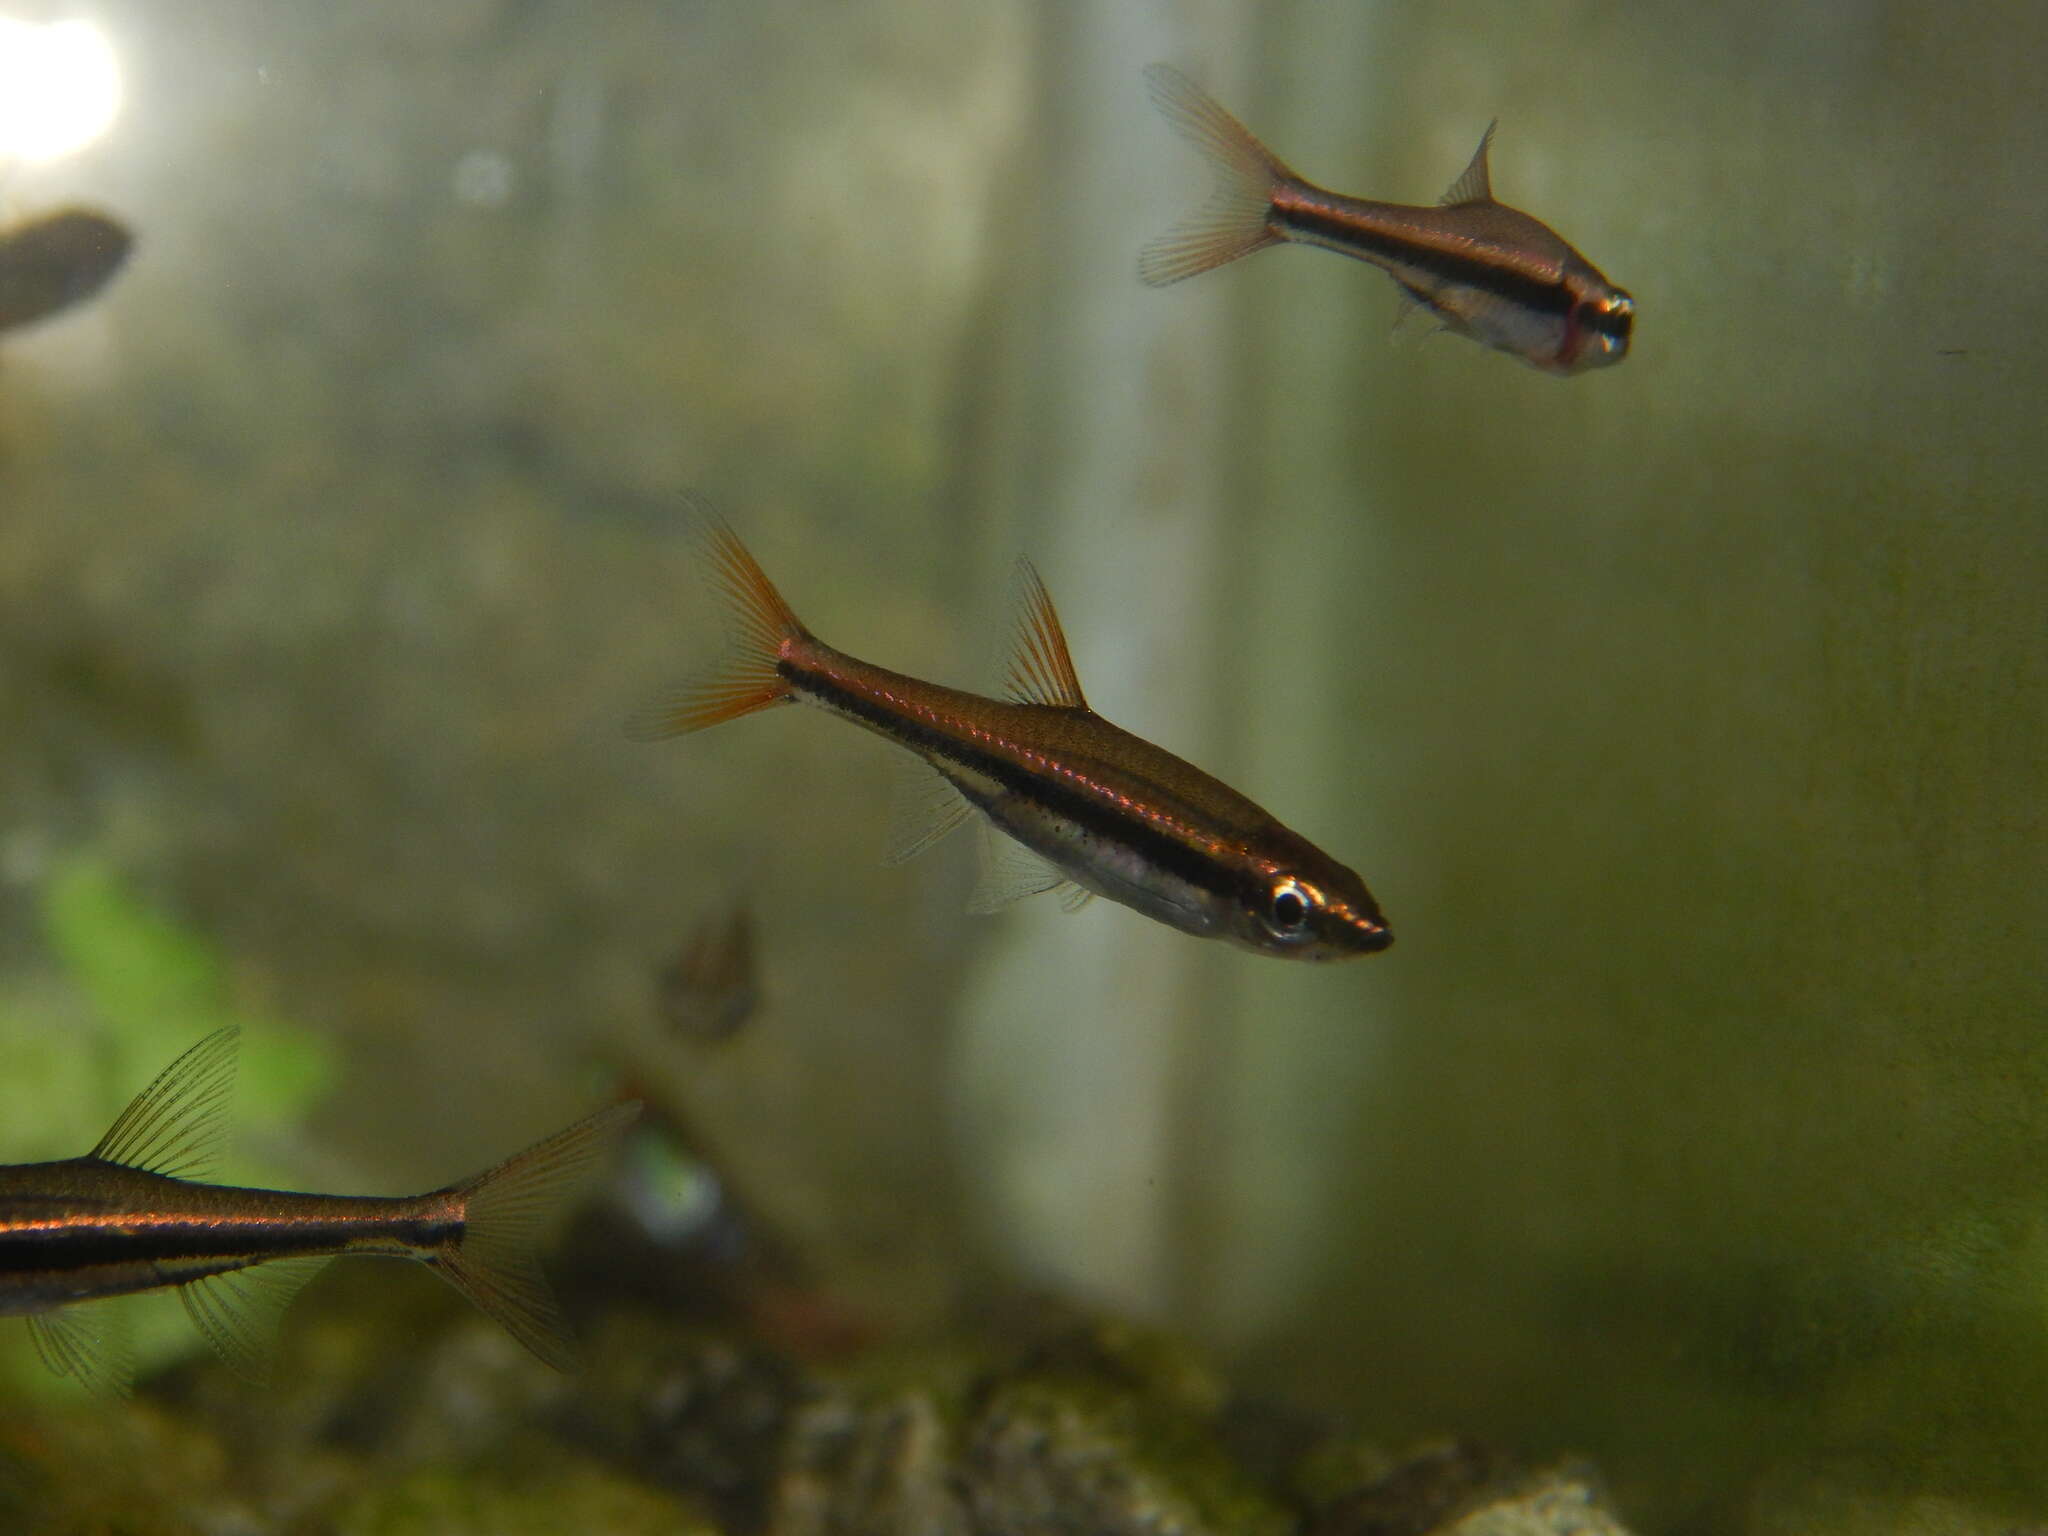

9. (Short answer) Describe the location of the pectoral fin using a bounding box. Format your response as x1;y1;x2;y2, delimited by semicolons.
967;826;1091;915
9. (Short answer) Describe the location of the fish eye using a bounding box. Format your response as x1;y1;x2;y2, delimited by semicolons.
1267;880;1311;934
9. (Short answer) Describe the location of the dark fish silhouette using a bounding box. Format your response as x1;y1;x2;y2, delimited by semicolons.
0;207;132;332
658;901;761;1043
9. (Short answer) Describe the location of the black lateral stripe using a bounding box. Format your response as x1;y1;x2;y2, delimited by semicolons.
2;1223;305;1271
0;1211;457;1274
1280;203;1574;314
786;661;1237;897
0;1217;442;1273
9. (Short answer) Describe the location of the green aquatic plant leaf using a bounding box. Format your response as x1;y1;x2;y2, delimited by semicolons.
40;856;225;1042
0;854;337;1396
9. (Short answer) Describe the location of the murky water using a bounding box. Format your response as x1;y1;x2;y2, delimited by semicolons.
0;2;2041;1531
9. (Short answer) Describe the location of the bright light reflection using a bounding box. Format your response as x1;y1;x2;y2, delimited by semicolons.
0;19;120;164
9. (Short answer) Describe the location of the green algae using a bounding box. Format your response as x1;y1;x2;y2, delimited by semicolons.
333;1447;720;1536
968;1372;1295;1536
32;855;334;1150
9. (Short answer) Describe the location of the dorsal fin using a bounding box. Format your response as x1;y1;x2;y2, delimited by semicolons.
1001;560;1089;709
89;1026;238;1179
1439;120;1497;206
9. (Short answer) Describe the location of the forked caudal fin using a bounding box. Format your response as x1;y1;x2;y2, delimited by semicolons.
625;516;812;740
1139;63;1294;286
433;1101;640;1371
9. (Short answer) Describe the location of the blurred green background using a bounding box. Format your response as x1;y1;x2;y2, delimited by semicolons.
0;1;2040;1530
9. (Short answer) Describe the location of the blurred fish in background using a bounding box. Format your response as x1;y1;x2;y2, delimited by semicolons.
656;899;761;1044
575;896;871;1361
1141;64;1632;374
0;208;130;333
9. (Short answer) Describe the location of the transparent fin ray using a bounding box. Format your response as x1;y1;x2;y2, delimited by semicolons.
434;1102;640;1372
1439;120;1497;206
625;512;808;741
885;755;976;866
1001;560;1089;710
1388;284;1433;342
966;826;1070;914
27;1300;135;1398
179;1255;332;1384
1140;63;1290;286
90;1025;239;1179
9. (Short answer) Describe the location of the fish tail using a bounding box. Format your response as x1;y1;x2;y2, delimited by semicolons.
434;1101;640;1370
626;516;813;740
1139;63;1294;286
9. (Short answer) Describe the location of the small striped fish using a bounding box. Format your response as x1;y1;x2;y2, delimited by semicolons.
1141;64;1633;375
0;1027;636;1394
631;519;1391;962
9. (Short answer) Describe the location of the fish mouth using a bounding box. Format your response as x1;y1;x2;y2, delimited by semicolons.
1328;909;1393;957
1348;922;1394;955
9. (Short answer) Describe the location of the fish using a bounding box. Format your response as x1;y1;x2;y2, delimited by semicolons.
0;207;133;333
656;901;760;1043
1139;64;1633;375
0;1027;639;1394
629;518;1391;961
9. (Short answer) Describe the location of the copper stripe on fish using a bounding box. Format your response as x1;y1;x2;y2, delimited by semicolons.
630;518;1390;961
0;1027;637;1393
1140;64;1633;375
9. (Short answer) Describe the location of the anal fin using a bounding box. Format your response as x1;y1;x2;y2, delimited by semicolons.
179;1255;333;1384
885;756;976;866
